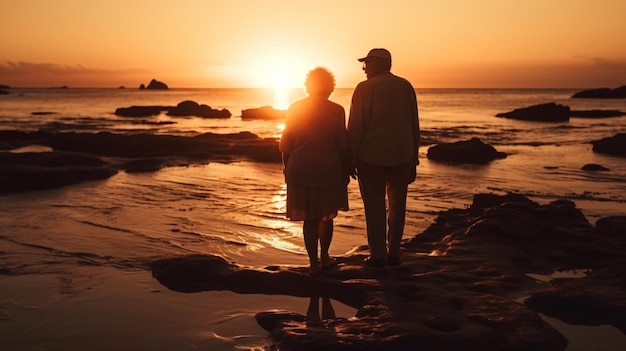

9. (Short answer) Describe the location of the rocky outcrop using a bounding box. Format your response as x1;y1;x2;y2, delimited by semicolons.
572;86;626;99
152;193;626;350
592;133;626;157
570;109;626;118
581;164;610;171
139;79;169;90
496;103;570;122
526;216;626;333
241;106;286;120
114;101;231;118
166;100;231;118
0;130;280;162
114;105;167;117
0;130;282;192
427;137;506;164
0;151;117;193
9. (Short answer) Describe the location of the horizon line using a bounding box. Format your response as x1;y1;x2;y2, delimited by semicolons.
1;85;607;90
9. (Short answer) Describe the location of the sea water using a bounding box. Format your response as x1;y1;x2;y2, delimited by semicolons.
1;87;626;350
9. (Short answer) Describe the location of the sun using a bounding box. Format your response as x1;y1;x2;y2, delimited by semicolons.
246;53;307;109
249;51;305;90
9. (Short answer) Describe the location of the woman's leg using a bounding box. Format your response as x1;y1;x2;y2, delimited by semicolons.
319;219;335;267
303;219;320;273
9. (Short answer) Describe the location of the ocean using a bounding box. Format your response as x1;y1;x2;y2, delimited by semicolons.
1;87;626;350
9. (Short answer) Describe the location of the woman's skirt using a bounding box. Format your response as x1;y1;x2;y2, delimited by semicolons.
285;183;349;221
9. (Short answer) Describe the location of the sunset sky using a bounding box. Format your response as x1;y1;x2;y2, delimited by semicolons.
1;0;625;89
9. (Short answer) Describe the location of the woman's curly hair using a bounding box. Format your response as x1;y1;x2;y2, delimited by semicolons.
305;67;335;98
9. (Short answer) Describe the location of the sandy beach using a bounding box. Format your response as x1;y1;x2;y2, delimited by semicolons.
1;264;361;350
2;159;625;350
3;204;625;351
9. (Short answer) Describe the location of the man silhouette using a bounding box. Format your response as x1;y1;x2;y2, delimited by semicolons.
348;48;420;268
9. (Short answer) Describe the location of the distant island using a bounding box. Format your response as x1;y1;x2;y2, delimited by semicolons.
139;79;169;90
572;85;626;99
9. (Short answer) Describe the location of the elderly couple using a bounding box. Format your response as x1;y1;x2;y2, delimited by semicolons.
280;48;420;275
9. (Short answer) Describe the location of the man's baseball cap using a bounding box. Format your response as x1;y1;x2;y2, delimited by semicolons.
358;48;392;62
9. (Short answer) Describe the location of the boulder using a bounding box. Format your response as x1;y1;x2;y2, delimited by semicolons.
241;106;286;120
581;164;610;171
143;79;169;90
114;105;167;117
166;100;231;118
0;151;117;193
592;133;626;157
115;101;232;118
570;109;626;118
427;137;506;164
572;85;626;99
496;103;570;122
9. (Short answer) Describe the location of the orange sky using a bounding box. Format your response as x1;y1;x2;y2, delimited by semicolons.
1;0;625;88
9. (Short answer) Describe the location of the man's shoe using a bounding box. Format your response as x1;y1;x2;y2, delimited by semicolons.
364;257;386;269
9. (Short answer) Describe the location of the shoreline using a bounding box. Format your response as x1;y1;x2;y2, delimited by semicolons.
2;251;625;350
149;193;626;350
0;265;357;351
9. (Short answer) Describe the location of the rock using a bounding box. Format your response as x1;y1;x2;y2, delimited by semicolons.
592;133;626;157
115;101;231;118
122;158;164;173
496;103;570;122
152;192;626;350
241;106;286;120
114;105;167;117
0;129;281;168
525;215;626;333
0;151;117;193
581;164;610;171
572;85;626;99
0;90;8;95
146;79;168;89
0;130;281;192
570;109;626;118
139;84;146;89
167;100;231;118
526;263;626;334
427;137;507;164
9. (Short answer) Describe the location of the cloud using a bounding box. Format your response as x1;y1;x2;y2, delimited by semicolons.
412;57;626;88
0;61;154;87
